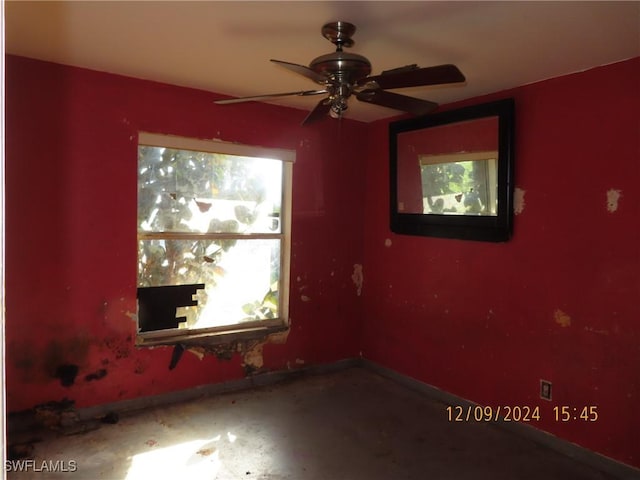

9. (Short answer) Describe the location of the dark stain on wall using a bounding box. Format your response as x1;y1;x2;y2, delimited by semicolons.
11;336;92;384
44;337;91;378
133;358;148;375
54;364;79;387
104;335;132;360
10;341;37;381
84;369;108;382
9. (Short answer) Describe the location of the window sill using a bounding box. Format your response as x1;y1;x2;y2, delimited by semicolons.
136;323;289;348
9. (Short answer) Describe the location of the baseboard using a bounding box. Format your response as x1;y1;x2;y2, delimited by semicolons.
81;357;360;421
7;357;360;435
360;359;640;480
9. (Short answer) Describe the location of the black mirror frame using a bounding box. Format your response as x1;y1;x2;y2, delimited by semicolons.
389;98;515;242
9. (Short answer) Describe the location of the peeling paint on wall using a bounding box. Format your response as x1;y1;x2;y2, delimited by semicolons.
554;309;572;328
584;326;610;336
300;295;311;302
606;189;622;213
384;238;392;247
514;187;526;215
241;331;289;374
185;347;206;361
174;327;290;375
148;332;290;371
243;343;264;371
352;264;364;296
268;329;290;344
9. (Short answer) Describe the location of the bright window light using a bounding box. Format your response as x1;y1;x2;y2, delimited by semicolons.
136;133;293;342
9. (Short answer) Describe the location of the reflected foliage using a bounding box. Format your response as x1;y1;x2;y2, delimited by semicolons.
422;160;493;215
422;162;466;196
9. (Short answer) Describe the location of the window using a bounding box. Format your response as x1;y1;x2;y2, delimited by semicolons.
136;133;293;345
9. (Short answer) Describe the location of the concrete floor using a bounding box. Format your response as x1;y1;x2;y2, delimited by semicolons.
7;367;625;480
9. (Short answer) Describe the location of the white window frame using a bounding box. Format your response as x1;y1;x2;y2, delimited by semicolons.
136;132;293;345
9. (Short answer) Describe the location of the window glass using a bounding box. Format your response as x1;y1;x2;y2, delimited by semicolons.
138;238;280;329
137;134;291;338
138;147;282;234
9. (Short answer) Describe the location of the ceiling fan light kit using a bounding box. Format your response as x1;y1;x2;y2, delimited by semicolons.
214;21;466;125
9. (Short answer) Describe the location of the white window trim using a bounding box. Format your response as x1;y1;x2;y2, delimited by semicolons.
136;133;293;345
419;150;498;166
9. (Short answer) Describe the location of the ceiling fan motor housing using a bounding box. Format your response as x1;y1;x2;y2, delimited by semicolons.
309;51;372;84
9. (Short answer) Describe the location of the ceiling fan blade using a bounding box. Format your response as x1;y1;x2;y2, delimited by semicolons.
270;59;329;84
359;64;465;90
214;89;327;105
302;98;332;125
356;89;438;115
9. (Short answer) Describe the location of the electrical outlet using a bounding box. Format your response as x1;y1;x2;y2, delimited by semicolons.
540;380;552;401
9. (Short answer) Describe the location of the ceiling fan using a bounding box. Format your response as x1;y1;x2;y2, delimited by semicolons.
214;21;466;125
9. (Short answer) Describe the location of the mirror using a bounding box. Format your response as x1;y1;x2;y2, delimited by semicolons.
390;98;515;241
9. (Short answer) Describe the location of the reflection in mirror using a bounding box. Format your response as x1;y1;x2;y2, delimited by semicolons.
420;151;497;216
390;99;515;242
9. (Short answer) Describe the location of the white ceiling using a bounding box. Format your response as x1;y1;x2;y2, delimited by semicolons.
5;1;640;123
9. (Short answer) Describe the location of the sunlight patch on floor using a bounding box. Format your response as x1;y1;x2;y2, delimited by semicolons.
125;436;225;480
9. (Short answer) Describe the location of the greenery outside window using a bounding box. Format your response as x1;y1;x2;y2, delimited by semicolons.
137;133;293;345
419;151;498;216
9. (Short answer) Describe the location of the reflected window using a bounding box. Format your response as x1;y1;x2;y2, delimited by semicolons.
420;151;498;216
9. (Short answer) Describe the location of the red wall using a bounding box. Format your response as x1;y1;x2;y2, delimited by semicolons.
5;55;366;412
362;57;640;468
5;54;640;469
